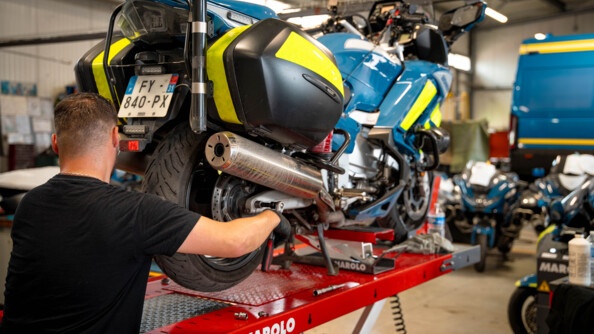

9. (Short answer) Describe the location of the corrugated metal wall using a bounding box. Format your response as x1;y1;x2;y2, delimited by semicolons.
471;11;594;130
0;0;116;98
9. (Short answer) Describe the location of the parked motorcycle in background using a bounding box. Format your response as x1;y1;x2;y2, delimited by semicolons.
452;161;525;272
508;177;594;334
510;153;594;236
75;0;487;292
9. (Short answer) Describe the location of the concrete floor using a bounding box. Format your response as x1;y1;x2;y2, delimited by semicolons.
305;226;538;334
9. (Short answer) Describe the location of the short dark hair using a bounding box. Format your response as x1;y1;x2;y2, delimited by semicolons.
54;93;118;156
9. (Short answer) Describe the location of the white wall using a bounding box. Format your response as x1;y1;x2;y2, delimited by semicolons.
0;0;117;98
471;11;594;131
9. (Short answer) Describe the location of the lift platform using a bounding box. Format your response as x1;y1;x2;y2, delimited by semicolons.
140;243;479;333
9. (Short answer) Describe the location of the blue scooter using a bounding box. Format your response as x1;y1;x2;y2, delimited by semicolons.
453;161;525;272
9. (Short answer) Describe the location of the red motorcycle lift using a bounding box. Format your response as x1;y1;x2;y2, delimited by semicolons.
140;243;479;333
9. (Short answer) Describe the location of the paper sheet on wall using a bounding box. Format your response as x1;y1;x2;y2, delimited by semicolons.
32;118;52;132
0;96;28;115
15;115;32;134
40;98;54;118
27;97;41;116
35;132;52;152
1;115;17;133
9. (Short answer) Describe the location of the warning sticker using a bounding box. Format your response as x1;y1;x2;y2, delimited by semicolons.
538;280;550;293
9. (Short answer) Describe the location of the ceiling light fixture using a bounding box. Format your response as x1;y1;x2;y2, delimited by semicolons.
485;8;508;23
448;53;471;72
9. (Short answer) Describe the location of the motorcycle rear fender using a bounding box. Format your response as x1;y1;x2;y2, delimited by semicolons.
515;273;537;288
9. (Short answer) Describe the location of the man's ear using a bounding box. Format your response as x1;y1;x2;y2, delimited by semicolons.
51;133;59;154
111;126;119;148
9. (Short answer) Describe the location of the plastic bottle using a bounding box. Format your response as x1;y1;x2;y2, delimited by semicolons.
568;233;591;286
427;203;445;238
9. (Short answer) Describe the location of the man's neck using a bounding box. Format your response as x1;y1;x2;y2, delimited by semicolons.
59;155;113;183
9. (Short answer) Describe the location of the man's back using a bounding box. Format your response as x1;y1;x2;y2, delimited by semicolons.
1;174;198;333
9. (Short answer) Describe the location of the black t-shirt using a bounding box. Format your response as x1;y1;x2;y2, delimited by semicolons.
0;174;200;333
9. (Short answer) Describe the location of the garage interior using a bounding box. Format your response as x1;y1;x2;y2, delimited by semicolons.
1;0;594;333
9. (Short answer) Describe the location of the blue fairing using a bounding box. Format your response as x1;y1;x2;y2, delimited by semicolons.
320;32;452;157
457;178;513;214
318;33;404;153
377;61;450;157
318;33;402;113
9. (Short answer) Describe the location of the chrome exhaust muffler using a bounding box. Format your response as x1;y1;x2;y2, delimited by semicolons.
205;131;324;199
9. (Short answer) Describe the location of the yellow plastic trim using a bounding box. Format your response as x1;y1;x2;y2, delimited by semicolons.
401;80;437;131
275;32;344;97
537;224;557;245
206;25;251;124
424;103;442;129
519;138;594;146
519;39;594;54
91;38;131;103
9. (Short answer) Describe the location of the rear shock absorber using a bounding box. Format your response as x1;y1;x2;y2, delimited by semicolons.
391;294;407;333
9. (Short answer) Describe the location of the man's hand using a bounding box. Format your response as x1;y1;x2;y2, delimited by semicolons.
267;210;292;245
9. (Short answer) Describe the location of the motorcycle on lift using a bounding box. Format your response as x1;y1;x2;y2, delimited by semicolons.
510;153;594;236
313;0;487;241
452;161;525;272
75;0;487;292
507;177;594;334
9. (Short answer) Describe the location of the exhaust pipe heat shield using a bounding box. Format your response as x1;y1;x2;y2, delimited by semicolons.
205;131;324;199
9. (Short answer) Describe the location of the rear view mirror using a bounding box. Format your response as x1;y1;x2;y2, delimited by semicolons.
438;1;486;45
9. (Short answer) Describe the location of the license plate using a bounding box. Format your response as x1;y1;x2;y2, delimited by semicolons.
118;74;179;118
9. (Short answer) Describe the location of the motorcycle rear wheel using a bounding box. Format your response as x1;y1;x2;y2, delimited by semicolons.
377;171;433;243
145;123;265;292
508;287;537;334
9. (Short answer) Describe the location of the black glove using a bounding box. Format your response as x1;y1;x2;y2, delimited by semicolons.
267;209;292;245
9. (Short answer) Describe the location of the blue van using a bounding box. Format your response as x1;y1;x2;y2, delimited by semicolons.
508;33;594;179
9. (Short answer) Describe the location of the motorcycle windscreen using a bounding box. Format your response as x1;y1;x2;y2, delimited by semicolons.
206;18;344;148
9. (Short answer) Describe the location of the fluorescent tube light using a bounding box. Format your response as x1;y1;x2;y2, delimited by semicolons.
448;53;471;72
485;8;508;23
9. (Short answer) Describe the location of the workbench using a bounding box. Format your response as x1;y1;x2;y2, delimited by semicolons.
140;244;479;333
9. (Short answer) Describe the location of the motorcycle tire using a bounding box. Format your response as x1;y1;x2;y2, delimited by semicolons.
508;287;538;334
144;123;265;292
474;233;488;272
378;171;433;243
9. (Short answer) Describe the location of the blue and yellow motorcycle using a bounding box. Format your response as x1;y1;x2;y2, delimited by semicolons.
75;0;487;291
452;161;525;272
508;178;594;334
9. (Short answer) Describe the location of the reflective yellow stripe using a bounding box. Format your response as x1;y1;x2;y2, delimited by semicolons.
401;80;437;131
537;224;557;245
424;103;442;129
519;138;594;146
519;39;594;54
91;38;131;103
275;32;344;97
206;25;251;124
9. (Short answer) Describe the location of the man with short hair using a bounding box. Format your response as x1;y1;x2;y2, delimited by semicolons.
0;92;286;333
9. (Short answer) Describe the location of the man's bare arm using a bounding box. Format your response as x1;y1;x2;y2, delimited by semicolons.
176;210;280;257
